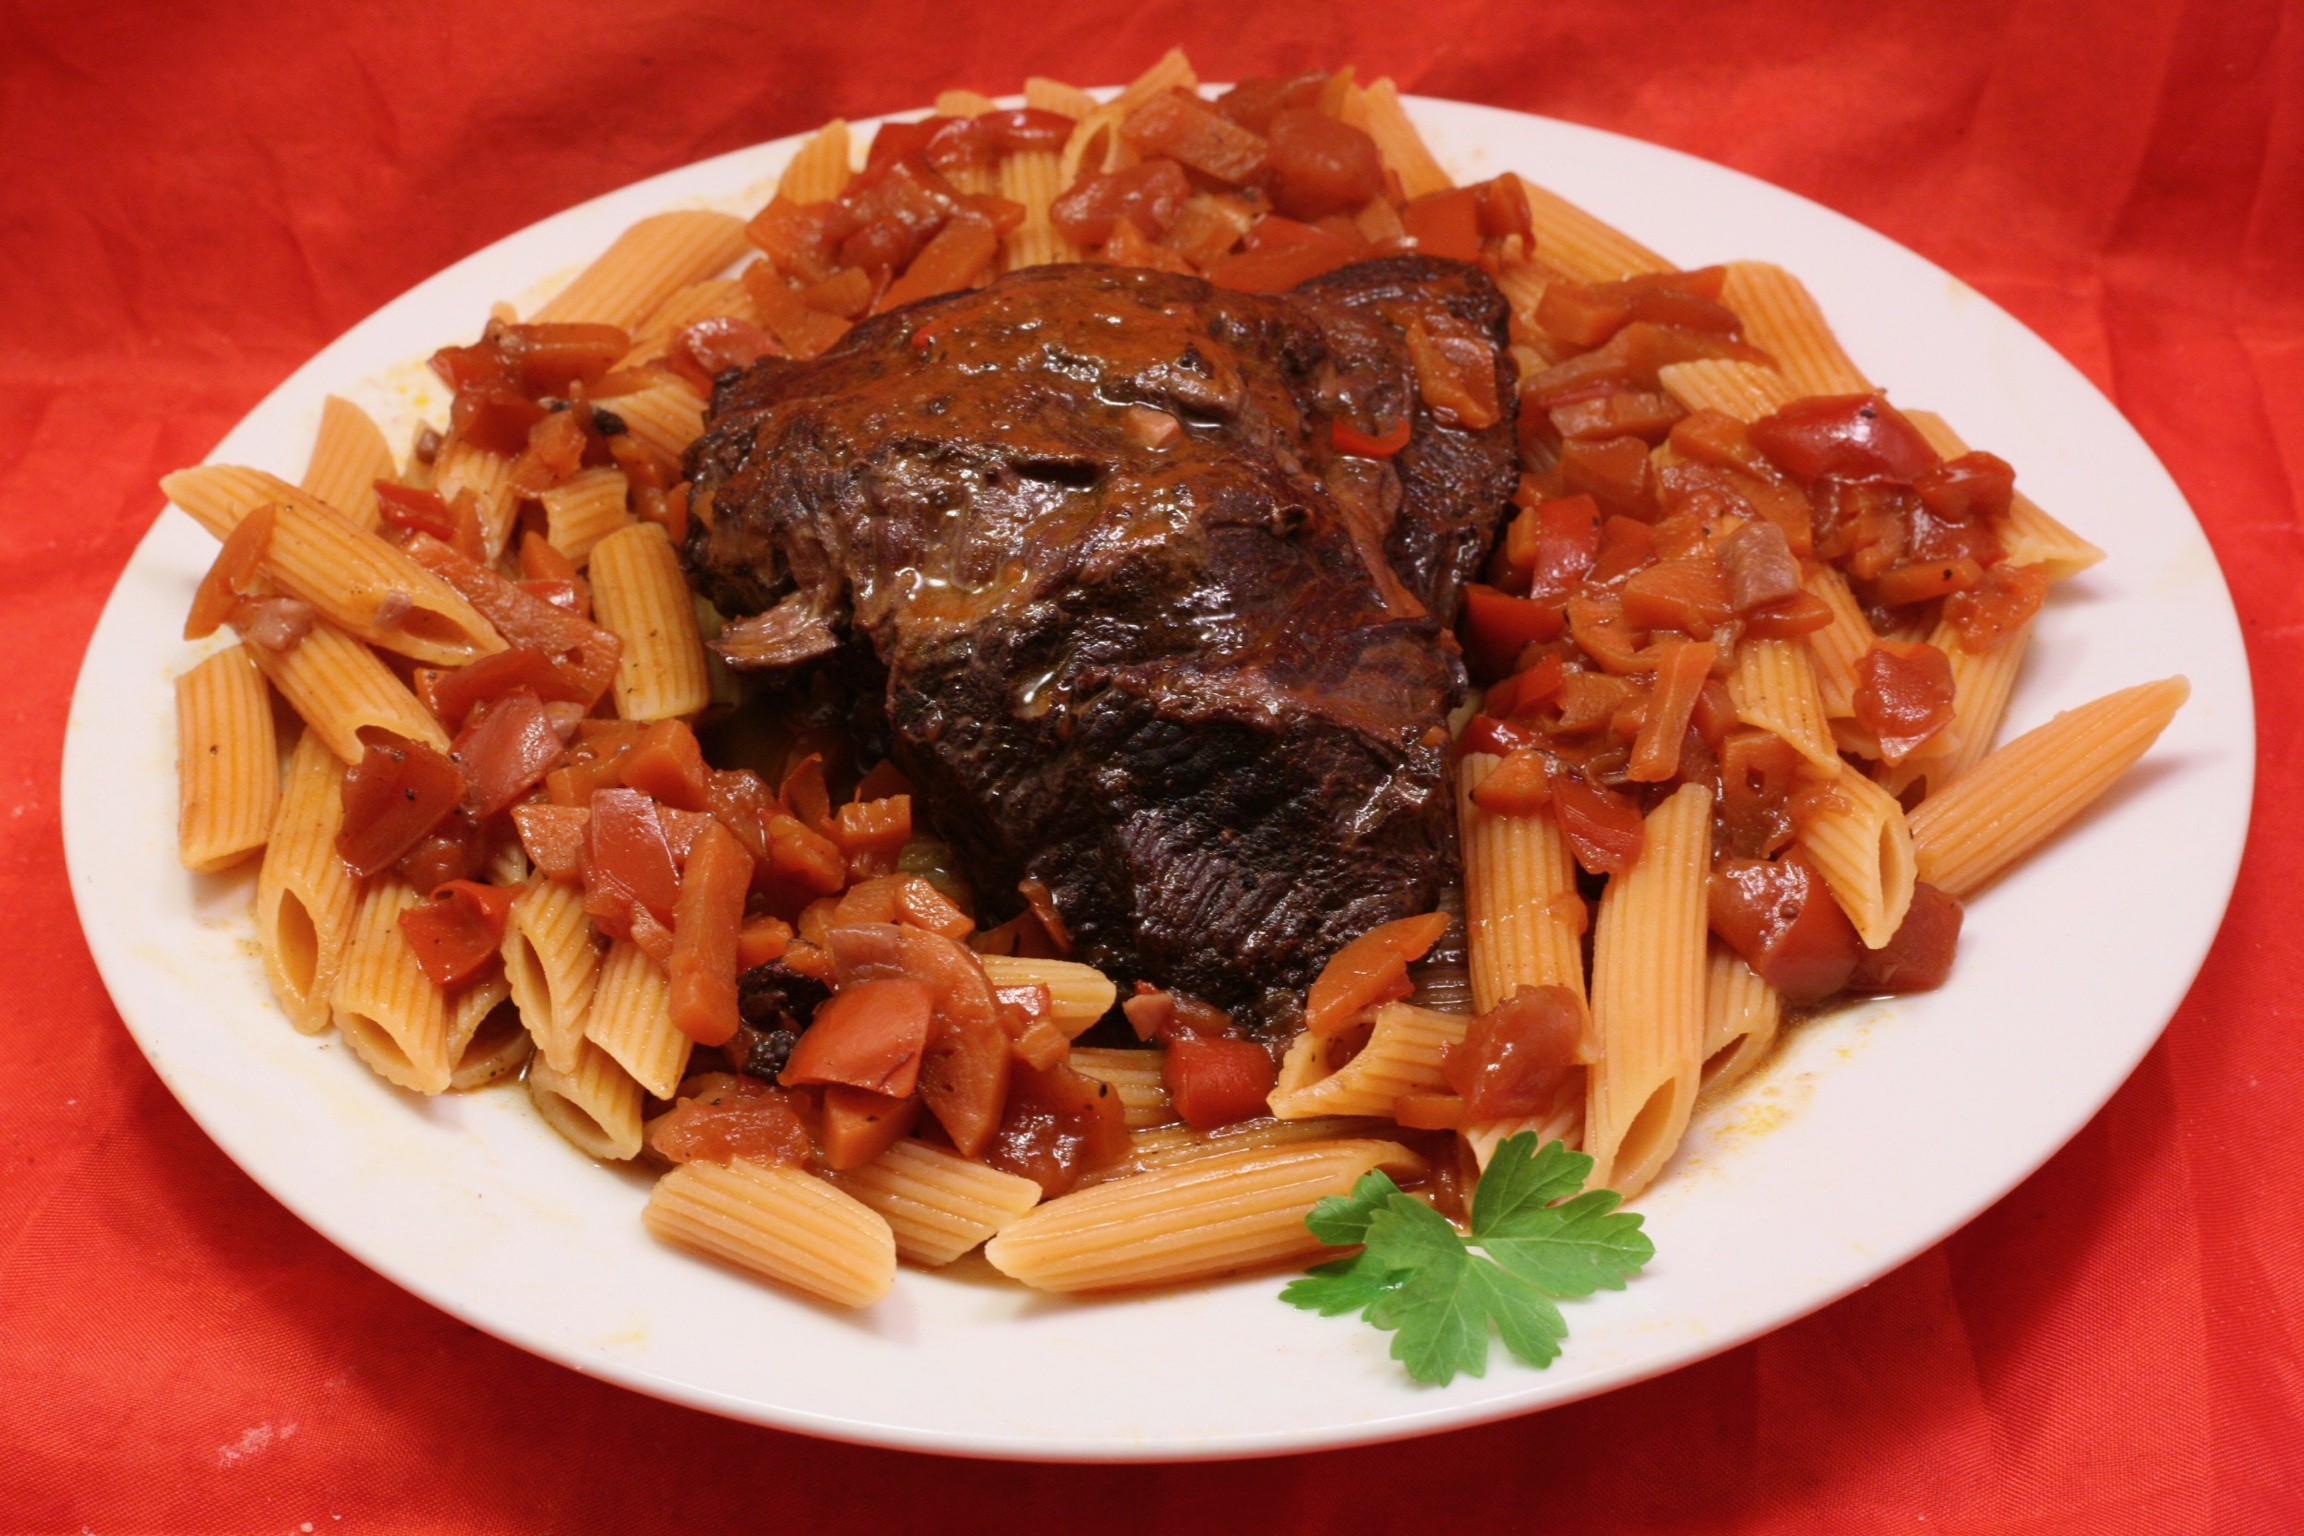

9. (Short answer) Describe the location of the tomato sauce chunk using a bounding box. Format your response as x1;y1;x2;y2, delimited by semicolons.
586;787;683;932
1707;853;1862;1004
983;1058;1132;1198
1304;911;1451;1037
1550;772;1646;876
1848;881;1963;993
1749;393;1939;485
1050;158;1193;247
818;1084;922;1171
1165;1035;1279;1130
1265;109;1383;221
1853;641;1957;762
647;1074;813;1167
452;690;566;819
338;727;464;878
780;975;933;1097
1942;561;2050;652
1443;984;1586;1121
396;879;517;989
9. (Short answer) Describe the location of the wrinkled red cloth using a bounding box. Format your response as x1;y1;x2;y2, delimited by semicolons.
6;1;2301;1528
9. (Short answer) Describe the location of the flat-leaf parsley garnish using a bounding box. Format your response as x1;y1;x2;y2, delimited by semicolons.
1279;1133;1653;1385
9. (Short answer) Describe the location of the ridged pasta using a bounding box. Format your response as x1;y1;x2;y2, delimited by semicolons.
532;210;750;332
997;150;1082;271
1699;946;1782;1103
1088;1115;1393;1185
1463;1071;1585;1169
174;644;277;873
983;1139;1422;1293
1584;782;1712;1199
1721;262;1869;396
332;878;454;1094
448;992;532;1090
646;1160;895;1307
1514;175;1671;282
248;618;448;761
1068;1046;1176;1129
1658;358;1799;422
1113;47;1196;118
607;375;708;465
585;940;692;1100
826;1138;1043;1267
1023;77;1098;119
528;1036;644;1160
1267;1002;1466;1120
1908;678;2188;898
300;395;393;531
256;728;360;1033
619;278;758;369
160;465;505;667
589;522;711;721
1729;638;1840;770
777;121;853;203
1458;754;1586;1015
444;970;513;1080
976;955;1116;1036
1802;564;1875;718
1903;410;2104;579
1799;764;1918;949
538;466;632;565
1359;79;1451;199
430;439;521;559
501;877;602;1074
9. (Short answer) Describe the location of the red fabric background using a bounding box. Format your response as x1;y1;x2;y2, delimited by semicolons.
5;0;2300;1527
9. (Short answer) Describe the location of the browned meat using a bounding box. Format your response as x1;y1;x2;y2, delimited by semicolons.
684;257;1517;1027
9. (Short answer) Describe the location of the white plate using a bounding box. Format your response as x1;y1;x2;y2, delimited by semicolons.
62;96;2253;1461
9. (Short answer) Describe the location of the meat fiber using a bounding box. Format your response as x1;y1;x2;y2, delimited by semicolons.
684;257;1517;1026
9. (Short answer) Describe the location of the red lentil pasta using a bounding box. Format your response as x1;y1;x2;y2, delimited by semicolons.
160;49;2186;1312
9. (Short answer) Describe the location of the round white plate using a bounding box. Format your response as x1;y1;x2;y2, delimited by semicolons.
62;95;2253;1461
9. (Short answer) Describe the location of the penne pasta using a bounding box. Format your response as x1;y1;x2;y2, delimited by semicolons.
584;940;692;1101
1908;677;2189;898
1514;175;1671;282
247;618;448;761
501;877;602;1074
174;644;277;873
1657;358;1799;423
1113;47;1196;118
589;521;712;721
935;88;999;118
444;970;513;1079
1463;1070;1585;1170
1068;1046;1175;1129
532;210;750;332
777;121;853;204
645;1159;896;1307
998;150;1082;271
1721;262;1870;396
300;395;394;531
1086;1115;1392;1185
256;727;360;1033
1903;410;2104;579
332;878;455;1094
1798;764;1917;949
448;992;532;1090
606;374;708;466
528;1036;645;1161
1458;754;1587;1015
1267;1002;1466;1120
620;277;759;369
977;955;1116;1036
1359;79;1452;199
1584;782;1711;1199
1728;638;1840;771
538;465;633;566
1802;564;1876;719
984;1139;1423;1293
825;1138;1043;1267
1699;946;1782;1103
160;465;505;667
430;438;521;559
1023;77;1098;120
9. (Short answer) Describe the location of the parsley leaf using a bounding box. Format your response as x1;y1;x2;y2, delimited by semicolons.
1278;1132;1652;1385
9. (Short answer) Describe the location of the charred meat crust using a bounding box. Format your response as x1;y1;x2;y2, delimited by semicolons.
685;256;1517;1026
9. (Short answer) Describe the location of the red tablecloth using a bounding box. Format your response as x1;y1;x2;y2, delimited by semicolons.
7;1;2300;1527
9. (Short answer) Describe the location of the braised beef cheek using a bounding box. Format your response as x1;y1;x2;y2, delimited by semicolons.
683;257;1517;1027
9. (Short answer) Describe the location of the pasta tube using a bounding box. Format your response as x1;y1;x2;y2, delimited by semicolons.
174;644;277;873
256;727;359;1033
826;1139;1043;1267
300;395;393;531
1458;755;1587;1015
589;522;711;721
645;1160;895;1307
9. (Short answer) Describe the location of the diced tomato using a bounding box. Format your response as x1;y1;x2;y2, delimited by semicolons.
800;265;879;320
1333;415;1413;458
1565;589;1657;675
1462;582;1567;680
620;718;711;811
742;261;852;360
818;1084;922;1170
1551;390;1685;446
338;727;464;878
1469;746;1553;815
737;915;794;968
1749;393;1939;485
981;1057;1132;1197
1213;70;1329;134
1265;109;1383;221
401;535;623;706
666;822;751;1047
1707;853;1862;1003
452;691;565;819
780;975;933;1096
1629;638;1715;782
1848;882;1963;993
1442;984;1585;1121
1483;653;1567;721
1536;281;1634;349
766;811;847;897
1853;641;1956;762
1742;589;1836;639
825;923;1012;1157
426;644;590;730
1942;561;2050;651
1050;158;1194;247
1119;92;1268;185
744;196;839;284
1549;771;1645;875
185;503;276;640
1621;556;1734;638
1164;1035;1278;1130
1203;241;1357;293
1304;911;1451;1037
1401;186;1482;262
876;208;1004;314
666;316;780;393
646;1074;812;1167
395;810;488;894
833;793;912;878
1867;557;1985;607
1558;436;1660;521
1716;728;1803;859
511;802;589;881
587;788;683;934
1402;317;1501;430
395;879;517;989
1458;713;1539;759
1915;450;2017;525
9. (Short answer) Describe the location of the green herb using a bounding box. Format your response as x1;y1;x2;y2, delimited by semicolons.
1279;1133;1653;1385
